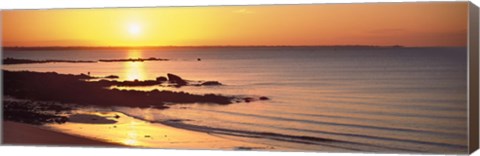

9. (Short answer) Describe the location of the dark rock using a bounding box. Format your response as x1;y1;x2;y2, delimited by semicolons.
104;79;160;87
105;75;119;79
156;76;167;82
167;73;187;86
78;73;93;79
3;58;96;65
3;100;70;125
99;57;169;62
259;96;270;100
244;97;254;103
68;114;117;124
201;81;222;86
3;70;235;109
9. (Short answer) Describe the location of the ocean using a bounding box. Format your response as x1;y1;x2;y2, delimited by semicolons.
2;47;468;153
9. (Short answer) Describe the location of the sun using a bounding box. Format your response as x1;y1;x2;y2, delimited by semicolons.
127;23;142;36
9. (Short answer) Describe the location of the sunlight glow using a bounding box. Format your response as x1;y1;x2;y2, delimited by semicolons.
122;121;142;146
123;138;138;146
127;23;142;36
124;50;146;81
122;130;139;146
2;4;468;47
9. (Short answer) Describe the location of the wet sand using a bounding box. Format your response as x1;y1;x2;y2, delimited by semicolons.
44;111;278;150
2;121;122;147
3;111;280;150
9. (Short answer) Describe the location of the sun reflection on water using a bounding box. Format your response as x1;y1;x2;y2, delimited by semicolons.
46;111;268;149
124;50;146;81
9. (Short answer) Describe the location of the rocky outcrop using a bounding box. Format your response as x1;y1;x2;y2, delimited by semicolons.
167;73;188;87
156;76;168;82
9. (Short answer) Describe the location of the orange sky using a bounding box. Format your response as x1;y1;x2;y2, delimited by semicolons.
1;2;468;47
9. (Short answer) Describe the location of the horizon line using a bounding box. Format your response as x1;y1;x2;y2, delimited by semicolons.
1;44;466;49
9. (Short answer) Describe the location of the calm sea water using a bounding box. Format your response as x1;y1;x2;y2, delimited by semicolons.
2;47;468;153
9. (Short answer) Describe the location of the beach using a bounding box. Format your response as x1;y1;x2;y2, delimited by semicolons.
4;112;280;150
3;121;121;147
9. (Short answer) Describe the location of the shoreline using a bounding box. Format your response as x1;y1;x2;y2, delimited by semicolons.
3;111;281;150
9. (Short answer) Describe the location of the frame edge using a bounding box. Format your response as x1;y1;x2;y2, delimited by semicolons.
468;1;479;154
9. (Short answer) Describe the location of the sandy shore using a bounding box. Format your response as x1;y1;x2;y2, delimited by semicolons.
3;111;280;150
42;111;279;150
2;121;122;147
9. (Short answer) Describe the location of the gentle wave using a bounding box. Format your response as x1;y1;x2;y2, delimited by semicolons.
115;109;466;153
189;108;465;137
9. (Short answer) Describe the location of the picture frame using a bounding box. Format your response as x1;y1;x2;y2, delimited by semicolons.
1;1;479;155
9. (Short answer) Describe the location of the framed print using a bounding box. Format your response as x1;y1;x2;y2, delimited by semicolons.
1;1;479;154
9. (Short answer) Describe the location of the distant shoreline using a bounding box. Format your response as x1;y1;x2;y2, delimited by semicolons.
1;45;467;52
2;57;170;65
1;45;420;51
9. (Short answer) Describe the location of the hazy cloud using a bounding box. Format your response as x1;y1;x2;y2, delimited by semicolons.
232;9;254;14
368;28;406;34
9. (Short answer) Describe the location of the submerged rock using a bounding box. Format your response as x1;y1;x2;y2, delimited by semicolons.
244;97;254;103
68;114;117;124
259;96;270;100
105;75;119;79
200;81;222;86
